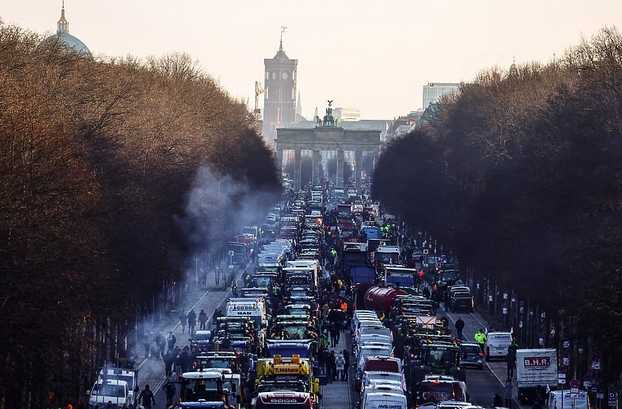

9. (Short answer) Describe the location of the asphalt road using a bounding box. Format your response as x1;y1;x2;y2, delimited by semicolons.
140;265;250;409
443;307;510;408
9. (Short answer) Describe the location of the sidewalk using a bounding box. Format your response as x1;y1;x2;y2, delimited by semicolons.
321;331;352;409
136;286;229;394
137;263;252;398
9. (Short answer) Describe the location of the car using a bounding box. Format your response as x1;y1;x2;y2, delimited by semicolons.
356;333;393;347
190;330;212;352
356;355;401;389
437;401;476;409
448;287;474;312
355;340;394;359
361;371;407;393
356;348;394;367
459;343;484;369
355;325;393;344
485;332;512;361
416;376;468;406
360;383;405;408
361;391;407;409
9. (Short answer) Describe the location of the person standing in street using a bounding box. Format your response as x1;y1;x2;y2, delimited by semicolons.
474;328;487;352
143;335;151;359
132;385;140;409
317;346;327;374
187;309;197;335
320;330;329;350
232;281;238;297
455;318;465;339
155;333;166;359
507;340;518;380
179;311;186;334
167;331;176;353
164;350;174;377
182;345;193;372
138;384;155;409
198;309;208;330
329;350;337;381
335;352;346;382
335;352;346;381
165;380;177;408
329;324;339;348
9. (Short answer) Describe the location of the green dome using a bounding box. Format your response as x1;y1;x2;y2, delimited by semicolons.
42;2;92;57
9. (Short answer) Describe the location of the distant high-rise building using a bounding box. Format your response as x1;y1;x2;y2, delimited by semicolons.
334;107;361;122
422;82;460;109
263;28;298;146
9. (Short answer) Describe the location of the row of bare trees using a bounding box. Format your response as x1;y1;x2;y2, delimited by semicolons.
373;27;622;382
0;25;280;408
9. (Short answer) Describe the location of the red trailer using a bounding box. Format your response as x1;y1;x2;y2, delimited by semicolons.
364;286;407;313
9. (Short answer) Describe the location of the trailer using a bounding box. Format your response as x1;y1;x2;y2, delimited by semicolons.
516;348;558;404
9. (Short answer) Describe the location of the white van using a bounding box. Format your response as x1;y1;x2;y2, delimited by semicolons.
356;325;393;344
361;391;407;409
96;368;136;406
485;332;513;360
362;371;407;393
89;379;128;408
548;390;590;409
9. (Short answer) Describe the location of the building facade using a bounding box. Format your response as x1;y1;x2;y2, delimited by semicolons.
422;82;460;110
334;107;361;122
262;37;298;146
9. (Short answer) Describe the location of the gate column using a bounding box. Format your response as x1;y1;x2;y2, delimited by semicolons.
354;149;363;188
312;150;321;185
336;149;345;188
294;148;302;189
276;146;283;179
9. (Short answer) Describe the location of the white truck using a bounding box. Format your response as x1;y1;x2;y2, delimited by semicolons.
516;348;558;404
225;297;267;329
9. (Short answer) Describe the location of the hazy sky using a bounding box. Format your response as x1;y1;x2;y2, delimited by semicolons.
3;1;621;119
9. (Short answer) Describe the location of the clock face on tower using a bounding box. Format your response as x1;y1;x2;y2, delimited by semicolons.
282;72;289;80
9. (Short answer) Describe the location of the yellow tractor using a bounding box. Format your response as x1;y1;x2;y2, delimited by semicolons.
255;354;320;398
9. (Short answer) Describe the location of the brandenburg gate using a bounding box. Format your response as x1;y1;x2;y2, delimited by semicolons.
274;102;382;189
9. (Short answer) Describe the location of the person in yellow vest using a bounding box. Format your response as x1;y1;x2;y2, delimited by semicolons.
474;328;487;352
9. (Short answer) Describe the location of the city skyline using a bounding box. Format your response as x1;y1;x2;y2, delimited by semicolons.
3;0;621;118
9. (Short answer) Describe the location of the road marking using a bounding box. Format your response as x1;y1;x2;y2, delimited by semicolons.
443;305;521;409
136;286;219;371
149;261;255;395
152;288;233;395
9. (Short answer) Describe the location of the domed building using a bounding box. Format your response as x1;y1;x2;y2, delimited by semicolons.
43;2;92;57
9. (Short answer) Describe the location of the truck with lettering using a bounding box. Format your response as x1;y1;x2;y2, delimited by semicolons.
516;349;558;404
225;298;267;331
